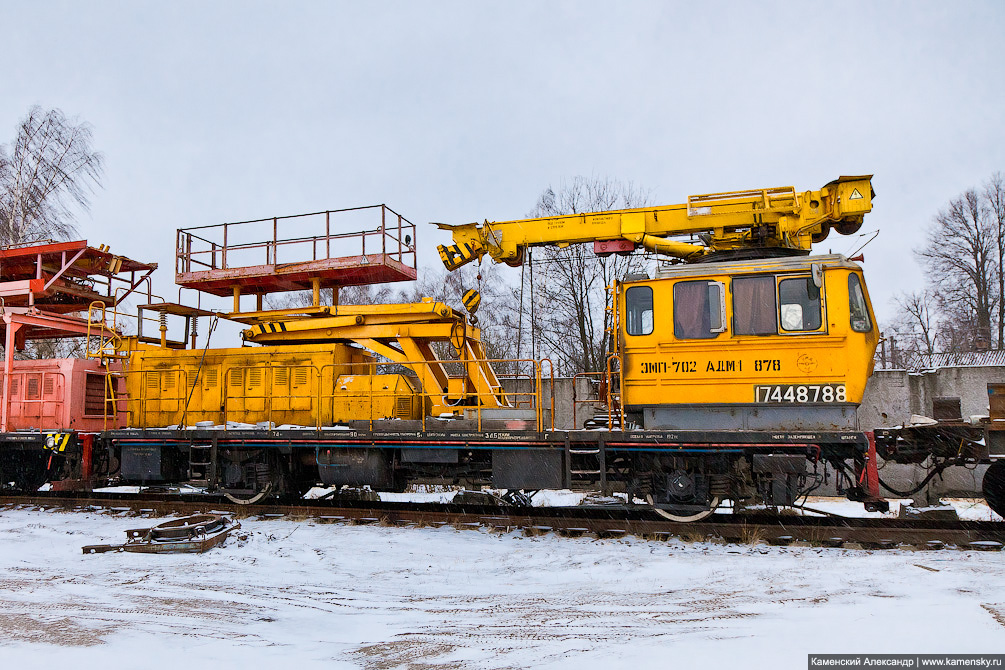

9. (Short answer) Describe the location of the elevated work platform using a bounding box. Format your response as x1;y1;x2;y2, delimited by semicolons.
0;240;157;313
175;205;417;298
0;238;157;431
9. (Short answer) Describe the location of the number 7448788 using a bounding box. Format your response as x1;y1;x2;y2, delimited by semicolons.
754;384;846;403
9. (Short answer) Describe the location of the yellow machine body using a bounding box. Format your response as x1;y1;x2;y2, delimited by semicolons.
122;341;404;428
240;300;510;417
332;374;421;423
617;254;878;430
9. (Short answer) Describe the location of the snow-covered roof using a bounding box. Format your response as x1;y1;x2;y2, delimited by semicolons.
919;350;1005;368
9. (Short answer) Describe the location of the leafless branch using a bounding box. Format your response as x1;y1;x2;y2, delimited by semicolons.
0;106;104;245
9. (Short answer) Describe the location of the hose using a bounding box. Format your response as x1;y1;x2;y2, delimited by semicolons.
877;463;952;498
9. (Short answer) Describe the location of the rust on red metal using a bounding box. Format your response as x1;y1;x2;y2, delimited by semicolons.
0;239;157;313
0;308;116;343
0;238;158;432
174;205;418;297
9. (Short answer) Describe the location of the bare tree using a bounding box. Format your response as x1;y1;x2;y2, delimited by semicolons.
887;290;939;368
0;106;104;245
518;176;652;375
916;188;996;351
985;172;1005;346
0;107;104;359
16;338;86;361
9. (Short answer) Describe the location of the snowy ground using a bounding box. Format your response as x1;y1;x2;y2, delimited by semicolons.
1;501;1004;669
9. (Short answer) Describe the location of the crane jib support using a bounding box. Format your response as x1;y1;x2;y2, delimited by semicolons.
436;176;874;271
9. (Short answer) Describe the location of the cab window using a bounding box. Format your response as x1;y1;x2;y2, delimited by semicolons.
625;286;653;336
778;277;822;331
732;275;777;335
674;280;725;339
848;273;873;332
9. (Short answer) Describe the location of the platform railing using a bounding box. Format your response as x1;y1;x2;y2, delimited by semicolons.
120;357;553;432
175;205;417;275
117;369;193;429
316;358;553;432
571;356;624;430
572;371;604;430
0;371;66;426
220;364;322;428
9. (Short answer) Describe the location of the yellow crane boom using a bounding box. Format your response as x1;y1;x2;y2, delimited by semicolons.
437;175;873;270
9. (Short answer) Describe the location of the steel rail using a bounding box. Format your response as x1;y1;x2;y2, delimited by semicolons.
2;492;1003;550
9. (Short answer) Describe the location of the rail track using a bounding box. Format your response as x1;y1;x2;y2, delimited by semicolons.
2;491;1003;551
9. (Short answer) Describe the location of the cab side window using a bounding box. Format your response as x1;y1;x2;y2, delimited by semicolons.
778;277;822;331
848;273;873;332
732;276;777;335
674;280;725;339
625;286;653;336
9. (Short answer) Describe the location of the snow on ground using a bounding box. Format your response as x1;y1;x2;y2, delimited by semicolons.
798;496;1003;521
1;504;1004;669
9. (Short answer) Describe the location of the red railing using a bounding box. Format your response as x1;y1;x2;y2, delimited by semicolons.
175;204;417;274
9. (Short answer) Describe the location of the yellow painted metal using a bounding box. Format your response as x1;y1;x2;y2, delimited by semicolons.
225;299;457;325
462;289;481;314
123;342;374;428
618;255;878;410
239;300;507;416
85;301;125;364
122;339;546;429
436;176;874;270
331;374;421;422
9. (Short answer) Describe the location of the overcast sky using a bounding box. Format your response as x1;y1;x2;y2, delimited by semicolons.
3;1;1004;327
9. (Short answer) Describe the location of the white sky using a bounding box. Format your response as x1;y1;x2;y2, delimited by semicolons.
3;1;1004;326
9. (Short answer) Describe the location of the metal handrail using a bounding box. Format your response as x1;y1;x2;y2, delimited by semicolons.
0;370;66;406
175;204;417;274
606;353;625;429
121;356;550;432
572;371;605;429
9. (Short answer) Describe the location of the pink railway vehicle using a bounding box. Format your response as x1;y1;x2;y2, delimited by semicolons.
0;358;123;432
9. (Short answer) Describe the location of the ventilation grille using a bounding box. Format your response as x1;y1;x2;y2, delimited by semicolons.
84;373;114;417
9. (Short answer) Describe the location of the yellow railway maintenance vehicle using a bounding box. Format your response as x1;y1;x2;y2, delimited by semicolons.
437;175;878;433
616;253;877;433
437;176;887;518
0;189;894;519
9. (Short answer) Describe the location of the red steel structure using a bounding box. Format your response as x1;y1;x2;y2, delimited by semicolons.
0;240;155;431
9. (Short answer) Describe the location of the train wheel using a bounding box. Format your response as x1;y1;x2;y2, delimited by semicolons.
646;495;721;522
982;460;1005;518
219;450;283;505
222;482;274;505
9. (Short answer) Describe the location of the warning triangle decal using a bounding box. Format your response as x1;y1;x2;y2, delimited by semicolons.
849;188;863;200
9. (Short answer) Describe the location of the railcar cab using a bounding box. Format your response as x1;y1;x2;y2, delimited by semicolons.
618;254;878;431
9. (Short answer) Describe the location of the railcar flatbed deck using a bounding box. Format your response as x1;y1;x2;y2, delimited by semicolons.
104;426;869;448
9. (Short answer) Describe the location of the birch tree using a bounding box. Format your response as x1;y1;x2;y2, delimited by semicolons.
0;106;104;245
